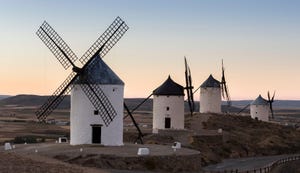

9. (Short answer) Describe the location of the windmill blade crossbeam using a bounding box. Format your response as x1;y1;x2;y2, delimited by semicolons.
124;103;144;144
80;82;117;126
36;21;78;69
36;72;78;121
79;17;129;65
79;56;117;126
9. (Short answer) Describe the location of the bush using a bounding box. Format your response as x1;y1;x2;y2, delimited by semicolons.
144;158;156;170
13;136;45;144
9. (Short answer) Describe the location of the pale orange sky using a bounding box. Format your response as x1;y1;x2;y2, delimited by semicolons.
0;0;300;100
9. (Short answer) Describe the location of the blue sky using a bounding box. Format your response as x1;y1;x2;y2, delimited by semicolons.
0;0;300;100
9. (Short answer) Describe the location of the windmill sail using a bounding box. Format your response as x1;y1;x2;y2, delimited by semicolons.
220;59;231;107
268;91;275;119
36;21;78;69
184;57;195;116
36;72;78;121
79;17;129;65
35;17;128;125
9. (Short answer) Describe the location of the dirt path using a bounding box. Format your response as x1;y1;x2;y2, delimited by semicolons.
203;154;300;172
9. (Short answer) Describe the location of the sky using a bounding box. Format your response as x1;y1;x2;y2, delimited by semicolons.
0;0;300;100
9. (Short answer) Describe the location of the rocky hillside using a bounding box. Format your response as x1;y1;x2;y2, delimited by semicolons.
191;114;300;165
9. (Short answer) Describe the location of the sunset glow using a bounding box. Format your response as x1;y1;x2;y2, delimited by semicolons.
0;0;300;100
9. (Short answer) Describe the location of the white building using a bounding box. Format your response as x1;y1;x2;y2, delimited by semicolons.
250;95;269;122
70;56;124;146
152;76;184;133
200;74;221;113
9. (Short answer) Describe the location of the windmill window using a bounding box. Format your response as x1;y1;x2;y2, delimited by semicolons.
166;107;170;111
113;88;117;92
94;110;99;115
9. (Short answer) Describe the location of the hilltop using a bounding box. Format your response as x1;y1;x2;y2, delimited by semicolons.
2;94;300;111
0;95;10;100
0;95;70;108
188;113;300;165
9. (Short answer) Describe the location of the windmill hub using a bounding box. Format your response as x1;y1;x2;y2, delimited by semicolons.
184;86;194;90
72;66;83;74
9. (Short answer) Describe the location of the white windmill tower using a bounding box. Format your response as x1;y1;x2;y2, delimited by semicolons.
250;92;275;122
250;95;269;122
35;17;129;146
152;76;185;133
199;75;221;113
199;60;231;113
71;57;124;145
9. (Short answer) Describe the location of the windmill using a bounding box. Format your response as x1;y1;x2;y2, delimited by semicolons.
124;63;187;133
250;94;271;122
152;75;185;132
184;57;195;116
220;59;231;107
267;91;275;119
239;91;275;120
199;74;222;113
35;17;131;145
124;58;188;133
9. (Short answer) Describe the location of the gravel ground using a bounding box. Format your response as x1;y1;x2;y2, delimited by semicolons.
0;142;200;173
8;142;199;157
0;152;107;173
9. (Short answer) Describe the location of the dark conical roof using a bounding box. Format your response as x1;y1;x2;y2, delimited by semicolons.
251;95;269;105
200;74;220;88
75;55;124;85
153;76;184;96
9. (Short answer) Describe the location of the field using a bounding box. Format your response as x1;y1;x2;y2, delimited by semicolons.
0;106;69;144
1;95;300;172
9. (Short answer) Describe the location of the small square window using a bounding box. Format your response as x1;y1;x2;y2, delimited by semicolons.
166;107;170;111
94;110;99;115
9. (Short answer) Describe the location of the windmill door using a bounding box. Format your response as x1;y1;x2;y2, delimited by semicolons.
92;125;101;144
165;117;171;128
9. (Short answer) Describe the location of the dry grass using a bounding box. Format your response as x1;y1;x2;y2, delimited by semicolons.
193;113;300;166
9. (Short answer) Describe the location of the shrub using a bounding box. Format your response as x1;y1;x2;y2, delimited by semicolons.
13;136;45;144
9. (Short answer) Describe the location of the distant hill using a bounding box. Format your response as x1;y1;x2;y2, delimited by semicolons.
0;94;300;111
124;98;152;112
0;94;70;108
0;95;11;100
230;100;300;109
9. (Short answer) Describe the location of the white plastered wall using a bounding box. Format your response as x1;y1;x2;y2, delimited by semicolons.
70;84;124;146
200;87;221;113
250;104;269;122
152;95;184;133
